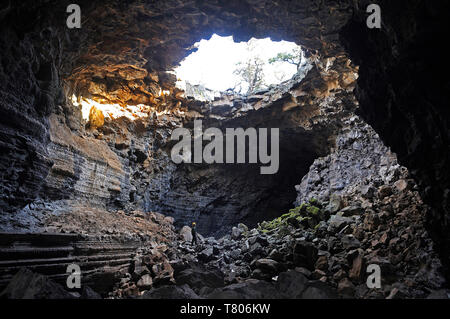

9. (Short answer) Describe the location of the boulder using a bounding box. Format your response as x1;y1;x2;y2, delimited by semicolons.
327;214;352;233
340;205;362;217
152;261;174;286
311;269;327;280
300;281;338;299
228;248;242;260
254;258;280;274
141;284;200;299
349;252;365;282
179;226;193;242
206;279;282;299
337;278;355;297
251;268;272;281
268;248;285;262
378;185;393;199
325;194;342;213
315;255;328;271
341;235;361;250
249;242;264;256
293;241;318;270
238;223;249;232
198;246;215;262
170;259;190;273
175;267;224;292
294;267;312;278
360;185;376;199
275;270;308;298
137;274;153;289
231;226;243;240
0;268;75;299
132;259;150;279
393;179;409;192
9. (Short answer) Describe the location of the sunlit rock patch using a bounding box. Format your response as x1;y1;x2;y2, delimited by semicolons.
70;94;183;128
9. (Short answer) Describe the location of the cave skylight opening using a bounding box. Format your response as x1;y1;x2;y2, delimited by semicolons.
175;34;304;97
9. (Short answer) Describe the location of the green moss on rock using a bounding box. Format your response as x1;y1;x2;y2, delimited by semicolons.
306;206;320;216
258;200;328;233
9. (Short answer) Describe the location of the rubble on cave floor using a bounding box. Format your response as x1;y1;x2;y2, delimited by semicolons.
3;167;449;299
105;167;448;299
0;67;447;299
1;116;449;299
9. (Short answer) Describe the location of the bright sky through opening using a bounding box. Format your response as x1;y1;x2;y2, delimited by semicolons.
175;34;302;92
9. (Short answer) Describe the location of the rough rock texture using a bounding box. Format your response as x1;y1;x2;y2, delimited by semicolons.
0;268;76;299
0;6;60;214
0;210;177;295
167;172;447;299
1;49;359;237
295;115;402;205
63;0;354;106
144;60;359;236
45;114;127;206
106;163;448;299
340;0;450;277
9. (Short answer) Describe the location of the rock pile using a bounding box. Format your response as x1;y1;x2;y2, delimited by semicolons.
112;168;448;299
3;168;448;299
0;268;104;299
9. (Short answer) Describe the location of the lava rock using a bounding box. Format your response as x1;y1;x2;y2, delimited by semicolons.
254;258;280;274
141;284;200;299
378;185;393;199
231;226;243;240
293;241;318;270
137;274;153;289
337;278;355;297
275;270;308;298
327;215;352;233
206;279;282;299
0;268;75;299
198;247;214;262
179;226;193;242
175;267;224;292
341;235;361;250
300;281;338;299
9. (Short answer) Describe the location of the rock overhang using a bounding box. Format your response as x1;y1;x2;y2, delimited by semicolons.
61;0;355;108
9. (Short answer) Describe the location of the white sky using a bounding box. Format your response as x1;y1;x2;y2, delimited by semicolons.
175;34;301;92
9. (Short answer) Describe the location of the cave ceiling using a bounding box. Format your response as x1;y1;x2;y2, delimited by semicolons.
58;0;354;106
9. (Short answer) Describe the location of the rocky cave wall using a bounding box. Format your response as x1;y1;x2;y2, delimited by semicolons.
0;0;449;275
295;115;403;205
339;0;450;275
140;60;359;236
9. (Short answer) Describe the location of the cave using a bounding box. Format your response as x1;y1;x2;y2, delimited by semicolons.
0;0;449;301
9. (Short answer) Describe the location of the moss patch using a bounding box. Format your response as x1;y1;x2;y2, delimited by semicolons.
258;199;328;233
